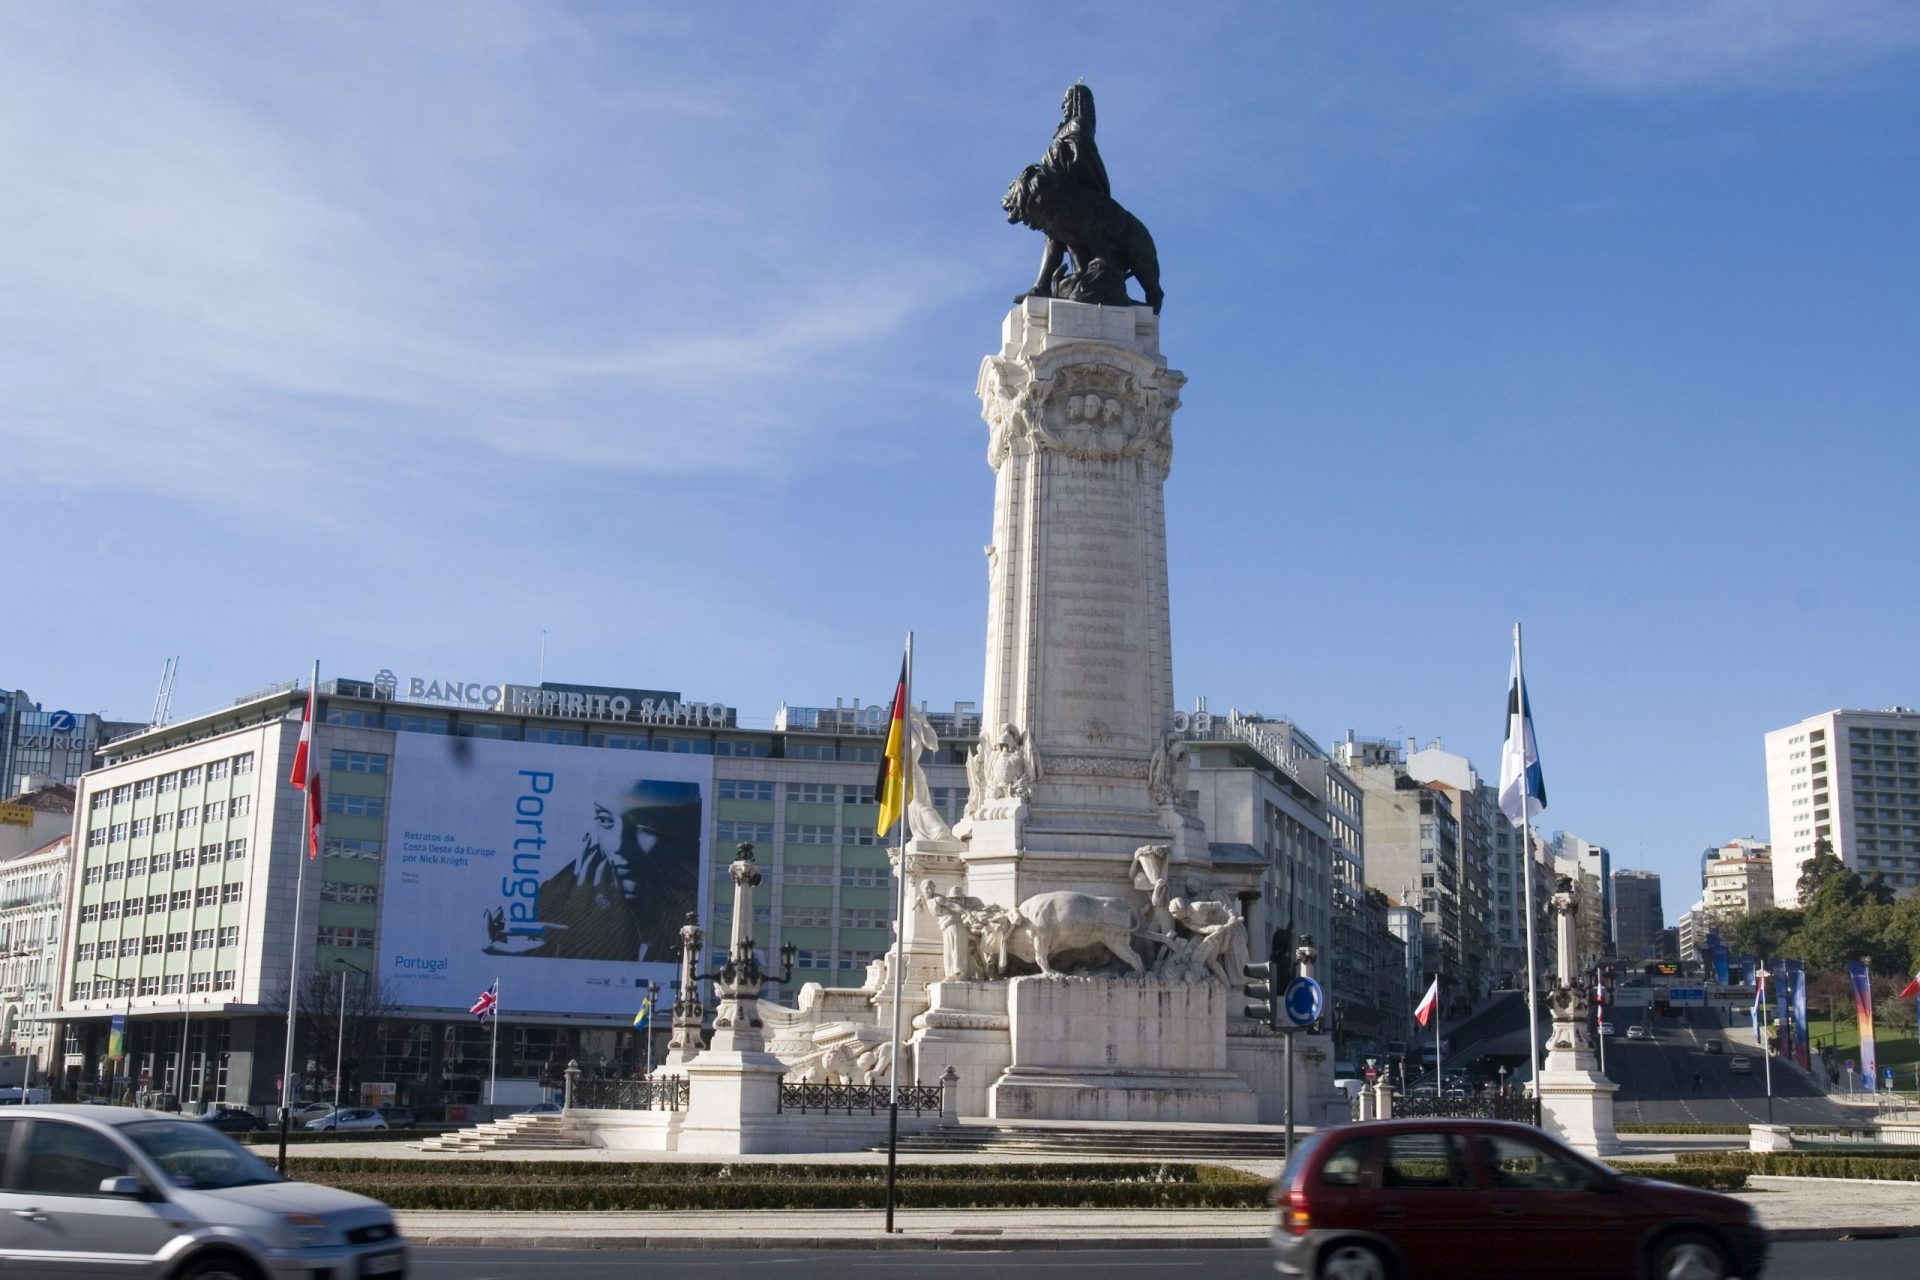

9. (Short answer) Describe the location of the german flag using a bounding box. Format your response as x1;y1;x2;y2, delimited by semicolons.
875;656;908;837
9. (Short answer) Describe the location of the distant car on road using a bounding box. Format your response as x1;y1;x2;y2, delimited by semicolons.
1704;1038;1723;1054
304;1106;388;1132
1600;1022;1618;1037
1626;1024;1648;1040
1270;1118;1767;1280
199;1105;268;1133
1728;1056;1753;1075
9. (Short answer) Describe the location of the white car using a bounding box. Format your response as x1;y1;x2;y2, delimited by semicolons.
303;1106;388;1132
1728;1056;1753;1075
1626;1025;1648;1040
0;1104;406;1276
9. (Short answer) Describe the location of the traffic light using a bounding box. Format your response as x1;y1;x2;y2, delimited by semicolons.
1242;960;1278;1026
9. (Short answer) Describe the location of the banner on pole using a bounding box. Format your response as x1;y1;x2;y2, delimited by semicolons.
1848;960;1877;1092
1788;960;1809;1071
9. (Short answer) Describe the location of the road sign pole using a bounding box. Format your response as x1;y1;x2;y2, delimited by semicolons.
1283;1027;1293;1162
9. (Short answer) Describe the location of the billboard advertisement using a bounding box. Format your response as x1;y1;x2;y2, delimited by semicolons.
378;734;710;1018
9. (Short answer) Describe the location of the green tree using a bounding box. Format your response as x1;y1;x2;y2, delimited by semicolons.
1722;907;1802;961
1796;837;1849;903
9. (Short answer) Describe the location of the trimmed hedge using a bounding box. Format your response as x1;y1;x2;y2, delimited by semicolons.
1606;1163;1749;1192
239;1128;453;1146
1676;1152;1920;1181
1613;1123;1748;1136
281;1159;1273;1211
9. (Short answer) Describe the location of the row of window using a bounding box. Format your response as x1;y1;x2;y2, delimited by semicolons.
78;884;243;921
72;971;236;999
88;797;252;845
782;866;889;888
318;926;375;948
319;882;377;905
91;754;257;810
75;927;240;961
327;792;384;818
779;906;892;929
81;842;248;884
331;749;389;774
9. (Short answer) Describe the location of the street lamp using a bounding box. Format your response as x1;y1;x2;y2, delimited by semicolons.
331;958;368;1112
642;980;661;1077
91;972;134;1103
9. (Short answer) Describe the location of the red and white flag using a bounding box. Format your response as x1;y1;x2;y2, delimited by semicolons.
1899;971;1920;1001
1414;977;1440;1027
289;676;323;859
471;981;499;1022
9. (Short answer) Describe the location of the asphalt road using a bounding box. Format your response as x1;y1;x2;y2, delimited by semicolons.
1603;1007;1851;1126
411;1240;1920;1279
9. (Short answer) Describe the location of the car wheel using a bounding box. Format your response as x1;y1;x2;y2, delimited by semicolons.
176;1250;262;1280
1318;1241;1390;1280
1650;1232;1727;1280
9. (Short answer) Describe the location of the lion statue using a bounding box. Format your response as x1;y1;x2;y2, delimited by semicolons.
1003;161;1163;314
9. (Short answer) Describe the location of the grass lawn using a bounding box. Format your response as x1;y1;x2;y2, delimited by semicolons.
1807;1011;1920;1095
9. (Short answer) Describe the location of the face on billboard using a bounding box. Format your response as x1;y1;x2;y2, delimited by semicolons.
380;734;711;1017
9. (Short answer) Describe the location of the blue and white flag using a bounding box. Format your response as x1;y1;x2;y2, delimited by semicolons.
1498;646;1547;824
1750;967;1766;1041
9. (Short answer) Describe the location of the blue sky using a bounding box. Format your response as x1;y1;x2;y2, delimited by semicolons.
5;2;1918;919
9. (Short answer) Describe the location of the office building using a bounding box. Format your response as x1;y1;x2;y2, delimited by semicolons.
0;688;140;795
1609;869;1664;962
1;832;66;1084
1702;839;1773;919
1765;707;1920;906
1550;831;1614;959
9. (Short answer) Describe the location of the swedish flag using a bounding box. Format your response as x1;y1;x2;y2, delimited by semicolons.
633;991;654;1030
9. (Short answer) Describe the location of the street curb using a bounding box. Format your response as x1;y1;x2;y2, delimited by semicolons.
404;1233;1269;1251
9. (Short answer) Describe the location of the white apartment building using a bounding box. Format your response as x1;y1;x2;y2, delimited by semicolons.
1703;839;1773;919
0;833;67;1083
1765;707;1920;906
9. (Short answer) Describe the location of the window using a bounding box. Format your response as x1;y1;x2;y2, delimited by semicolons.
202;800;226;823
130;817;151;840
192;929;214;950
148;894;168;914
317;925;374;948
74;942;95;963
180;766;202;786
99;901;119;921
320;882;377;905
157;773;177;794
135;778;156;799
87;828;107;849
782;906;833;928
1477;1135;1590;1191
127;856;148;877
104;862;124;883
208;758;230;781
71;980;93;1001
229;794;251;818
842;784;877;806
839;867;887;888
841;825;880;846
109;823;129;843
189;972;213;993
177;808;198;830
233;752;254;775
143;935;164;956
1381;1132;1469;1189
716;821;773;844
326;793;385;818
198;846;221;866
112;785;132;805
217;926;239;947
785;864;835;886
195;887;218;908
717;779;774;802
91;792;110;813
226;839;248;861
166;932;188;953
83;865;103;886
785;782;837;804
329;749;389;774
151;851;174;874
137;976;160;996
171;890;191;911
213;970;235;989
18;1119;133;1195
321;837;377;861
784;823;835;845
842;907;888;929
221;884;243;904
162;973;185;995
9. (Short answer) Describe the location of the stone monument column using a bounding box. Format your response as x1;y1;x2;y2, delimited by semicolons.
1536;878;1621;1156
964;297;1195;906
658;913;705;1071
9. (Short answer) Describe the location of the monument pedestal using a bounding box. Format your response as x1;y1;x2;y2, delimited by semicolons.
1536;998;1620;1156
986;975;1256;1123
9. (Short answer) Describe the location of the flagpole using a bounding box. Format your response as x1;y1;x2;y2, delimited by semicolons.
1436;976;1443;1088
885;631;913;1236
489;977;499;1107
1514;625;1544;1127
279;660;318;1175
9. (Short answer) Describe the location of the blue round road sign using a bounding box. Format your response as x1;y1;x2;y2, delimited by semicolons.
1282;976;1324;1028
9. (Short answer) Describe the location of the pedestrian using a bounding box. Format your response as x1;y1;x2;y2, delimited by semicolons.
1692;1070;1703;1092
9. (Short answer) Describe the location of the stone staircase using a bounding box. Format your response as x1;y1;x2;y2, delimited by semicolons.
875;1121;1292;1161
413;1113;591;1153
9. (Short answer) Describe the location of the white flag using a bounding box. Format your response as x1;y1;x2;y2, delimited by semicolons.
1498;652;1546;824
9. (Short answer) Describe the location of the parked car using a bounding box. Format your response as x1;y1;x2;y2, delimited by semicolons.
1728;1056;1753;1075
0;1104;406;1276
1270;1118;1767;1280
200;1105;269;1133
1705;1038;1723;1054
304;1107;388;1132
1626;1024;1648;1040
514;1101;563;1116
377;1106;416;1130
291;1101;335;1119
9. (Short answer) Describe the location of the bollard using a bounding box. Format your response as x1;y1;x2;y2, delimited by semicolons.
563;1059;580;1112
941;1065;959;1120
1373;1080;1393;1120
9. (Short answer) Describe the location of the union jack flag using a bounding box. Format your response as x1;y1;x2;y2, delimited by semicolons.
470;981;498;1022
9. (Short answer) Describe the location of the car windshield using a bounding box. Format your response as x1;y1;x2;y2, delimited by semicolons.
120;1119;283;1189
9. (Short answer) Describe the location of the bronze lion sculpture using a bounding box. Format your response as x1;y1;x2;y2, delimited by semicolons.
1004;162;1163;314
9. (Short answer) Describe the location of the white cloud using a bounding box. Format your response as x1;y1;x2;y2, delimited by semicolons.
1521;0;1920;92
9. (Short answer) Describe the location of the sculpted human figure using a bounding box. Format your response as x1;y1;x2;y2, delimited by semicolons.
916;879;981;980
906;706;955;842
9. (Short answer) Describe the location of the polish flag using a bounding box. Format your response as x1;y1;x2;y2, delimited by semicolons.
1414;977;1440;1027
289;678;322;858
1900;971;1920;1001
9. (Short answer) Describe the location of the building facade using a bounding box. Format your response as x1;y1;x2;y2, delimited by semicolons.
1610;869;1664;962
1765;707;1920;906
1;833;66;1083
1549;831;1613;960
1702;839;1773;920
0;689;140;795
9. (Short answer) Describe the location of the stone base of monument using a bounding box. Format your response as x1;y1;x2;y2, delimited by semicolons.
985;974;1257;1123
673;1047;790;1154
1536;1045;1622;1157
911;980;1012;1120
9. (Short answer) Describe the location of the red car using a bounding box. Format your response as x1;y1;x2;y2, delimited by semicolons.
1270;1119;1766;1280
